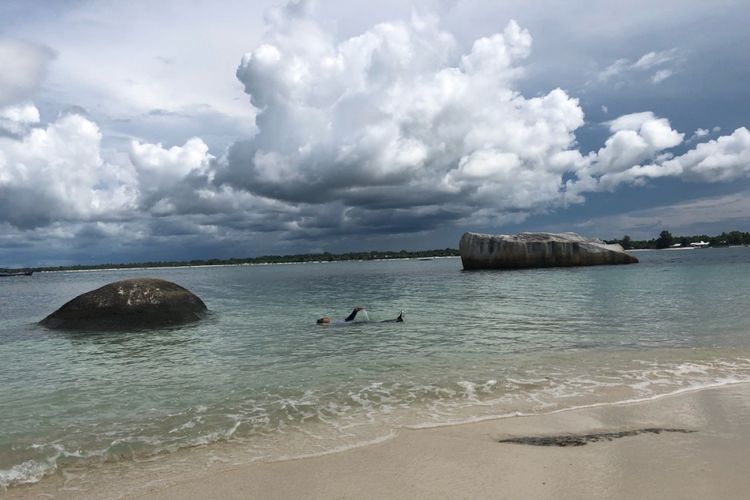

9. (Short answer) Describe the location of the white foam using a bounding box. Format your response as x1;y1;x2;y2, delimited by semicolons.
7;355;750;491
0;459;55;489
406;379;750;430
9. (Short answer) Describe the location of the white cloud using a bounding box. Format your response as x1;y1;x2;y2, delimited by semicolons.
693;128;709;138
633;49;678;70
576;125;750;191
128;137;244;217
597;58;629;81
0;102;301;237
588;111;683;175
130;137;212;193
0;103;39;125
596;48;680;85
686;127;711;143
0;103;40;136
221;7;584;230
0;106;135;228
0;39;56;106
665;127;750;182
1;2;748;259
4;0;264;155
651;68;672;83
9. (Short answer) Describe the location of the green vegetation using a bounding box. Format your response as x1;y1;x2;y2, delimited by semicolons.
655;230;674;249
607;230;750;250
1;248;460;274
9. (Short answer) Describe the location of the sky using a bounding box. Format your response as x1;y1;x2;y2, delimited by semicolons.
1;0;749;266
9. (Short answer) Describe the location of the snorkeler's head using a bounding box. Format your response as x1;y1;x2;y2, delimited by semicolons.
317;316;332;325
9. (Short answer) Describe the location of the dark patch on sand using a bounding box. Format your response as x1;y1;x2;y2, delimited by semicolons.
498;428;695;447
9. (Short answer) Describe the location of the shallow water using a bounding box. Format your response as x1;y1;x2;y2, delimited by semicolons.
2;248;750;490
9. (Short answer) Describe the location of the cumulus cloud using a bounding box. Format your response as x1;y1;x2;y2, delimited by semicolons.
130;137;214;213
664;127;750;182
0;106;135;228
0;103;40;137
219;5;586;232
0;104;297;244
574;125;750;191
1;2;749;262
592;111;684;174
0;39;56;106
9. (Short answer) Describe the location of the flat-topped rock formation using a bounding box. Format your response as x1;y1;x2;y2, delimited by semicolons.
40;278;207;330
460;232;638;270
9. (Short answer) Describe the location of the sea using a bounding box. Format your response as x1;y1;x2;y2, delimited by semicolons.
2;247;750;495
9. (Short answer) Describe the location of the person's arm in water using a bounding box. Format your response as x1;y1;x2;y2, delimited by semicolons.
344;306;364;322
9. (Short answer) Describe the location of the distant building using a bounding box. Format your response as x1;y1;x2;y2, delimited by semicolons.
690;241;709;248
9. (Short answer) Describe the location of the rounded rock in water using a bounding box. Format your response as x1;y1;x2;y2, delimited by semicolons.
40;278;207;330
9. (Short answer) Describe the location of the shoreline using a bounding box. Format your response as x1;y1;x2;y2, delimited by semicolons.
139;381;750;500
8;381;750;499
403;377;750;430
36;255;461;274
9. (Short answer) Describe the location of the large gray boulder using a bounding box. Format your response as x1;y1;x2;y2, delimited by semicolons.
40;278;207;330
460;232;638;270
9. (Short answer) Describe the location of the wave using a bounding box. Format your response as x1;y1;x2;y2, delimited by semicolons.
4;354;750;490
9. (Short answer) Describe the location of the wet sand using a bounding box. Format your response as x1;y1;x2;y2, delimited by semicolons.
10;382;750;499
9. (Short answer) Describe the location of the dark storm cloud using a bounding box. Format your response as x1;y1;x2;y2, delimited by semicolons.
1;1;750;266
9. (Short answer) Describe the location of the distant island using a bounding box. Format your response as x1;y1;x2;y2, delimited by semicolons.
2;230;749;274
605;230;750;250
1;248;460;274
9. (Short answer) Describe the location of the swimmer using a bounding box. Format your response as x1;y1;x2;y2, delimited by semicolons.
317;306;364;325
316;307;403;325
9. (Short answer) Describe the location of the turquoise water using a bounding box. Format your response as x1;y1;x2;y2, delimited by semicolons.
2;248;750;490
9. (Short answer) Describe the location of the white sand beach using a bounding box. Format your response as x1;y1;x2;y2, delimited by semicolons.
10;382;750;500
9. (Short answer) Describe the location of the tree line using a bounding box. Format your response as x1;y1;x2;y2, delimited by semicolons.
1;248;460;274
607;230;750;250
